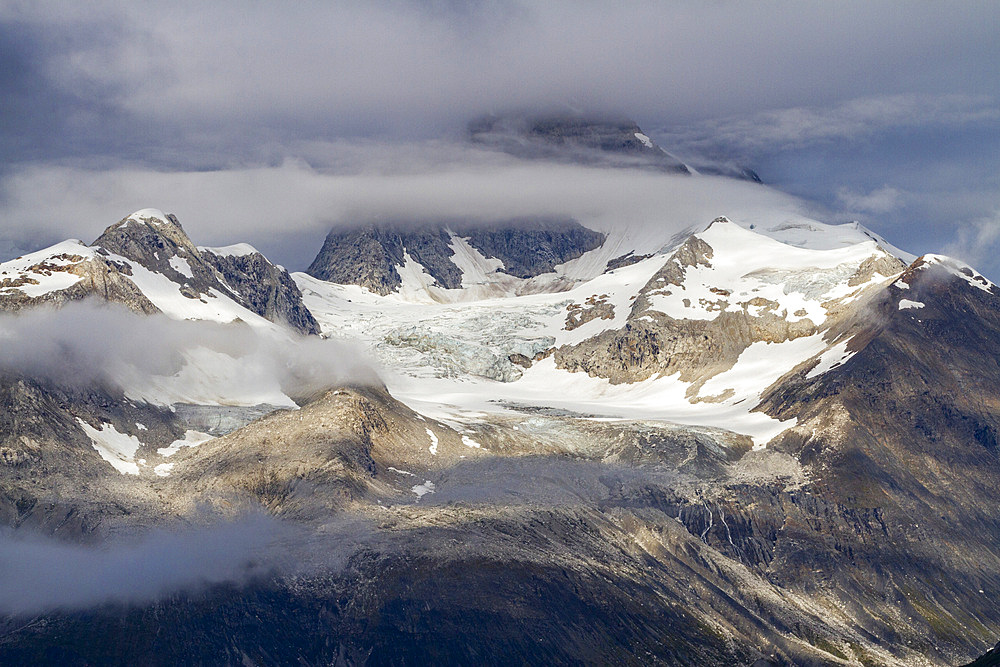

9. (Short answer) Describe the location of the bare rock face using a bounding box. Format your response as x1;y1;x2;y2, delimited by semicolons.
0;371;187;537
92;210;214;287
306;224;441;295
0;210;319;334
203;249;319;335
306;219;605;295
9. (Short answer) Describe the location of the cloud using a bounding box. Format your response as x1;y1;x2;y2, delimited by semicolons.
837;185;904;215
942;210;1000;271
653;94;1000;161
0;514;286;615
0;512;380;616
0;150;818;269
0;301;379;402
3;1;998;159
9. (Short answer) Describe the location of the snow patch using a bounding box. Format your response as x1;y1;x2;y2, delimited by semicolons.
157;430;213;457
461;435;482;449
128;208;171;225
700;336;829;402
805;338;856;379
123;259;271;326
634;132;654;148
168;255;193;279
154;462;174;477
412;480;436;498
448;234;505;287
200;243;260;258
426;428;439;455
76;419;142;475
899;299;925;310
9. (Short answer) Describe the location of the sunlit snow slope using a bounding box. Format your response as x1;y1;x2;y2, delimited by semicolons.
296;211;927;447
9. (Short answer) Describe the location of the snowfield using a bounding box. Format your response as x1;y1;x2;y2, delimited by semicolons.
296;214;911;448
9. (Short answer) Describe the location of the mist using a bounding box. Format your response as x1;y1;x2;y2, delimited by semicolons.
0;514;286;616
0;301;380;403
0;154;821;272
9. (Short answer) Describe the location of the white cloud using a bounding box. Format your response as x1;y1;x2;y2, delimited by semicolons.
943;210;1000;271
0;146;815;268
654;94;1000;157
6;2;999;138
837;185;904;214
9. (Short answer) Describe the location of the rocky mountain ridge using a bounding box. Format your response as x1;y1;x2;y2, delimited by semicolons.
0;209;318;334
306;218;606;298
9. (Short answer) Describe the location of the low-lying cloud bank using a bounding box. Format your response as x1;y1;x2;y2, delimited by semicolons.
0;514;287;616
0;154;818;271
0;301;379;404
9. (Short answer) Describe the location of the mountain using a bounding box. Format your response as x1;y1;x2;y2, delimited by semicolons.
0;208;318;334
469;112;693;173
306;218;606;299
2;184;1000;663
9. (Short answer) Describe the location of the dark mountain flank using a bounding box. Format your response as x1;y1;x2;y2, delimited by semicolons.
306;218;605;295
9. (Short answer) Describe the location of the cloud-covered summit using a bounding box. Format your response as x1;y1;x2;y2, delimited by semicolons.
0;1;997;276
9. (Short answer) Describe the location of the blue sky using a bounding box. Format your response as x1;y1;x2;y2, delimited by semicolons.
1;1;997;277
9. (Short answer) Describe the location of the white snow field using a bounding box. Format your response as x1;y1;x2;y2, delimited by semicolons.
296;213;912;448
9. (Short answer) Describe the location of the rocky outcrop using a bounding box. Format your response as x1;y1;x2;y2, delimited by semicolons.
92;210;217;288
564;294;614;330
204;249;319;335
306;219;606;295
0;250;159;315
0;210;320;334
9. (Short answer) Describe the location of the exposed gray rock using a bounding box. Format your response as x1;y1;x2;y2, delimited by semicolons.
93;211;320;334
458;218;606;279
1;211;321;334
605;250;653;271
203;250;319;334
306;219;605;294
